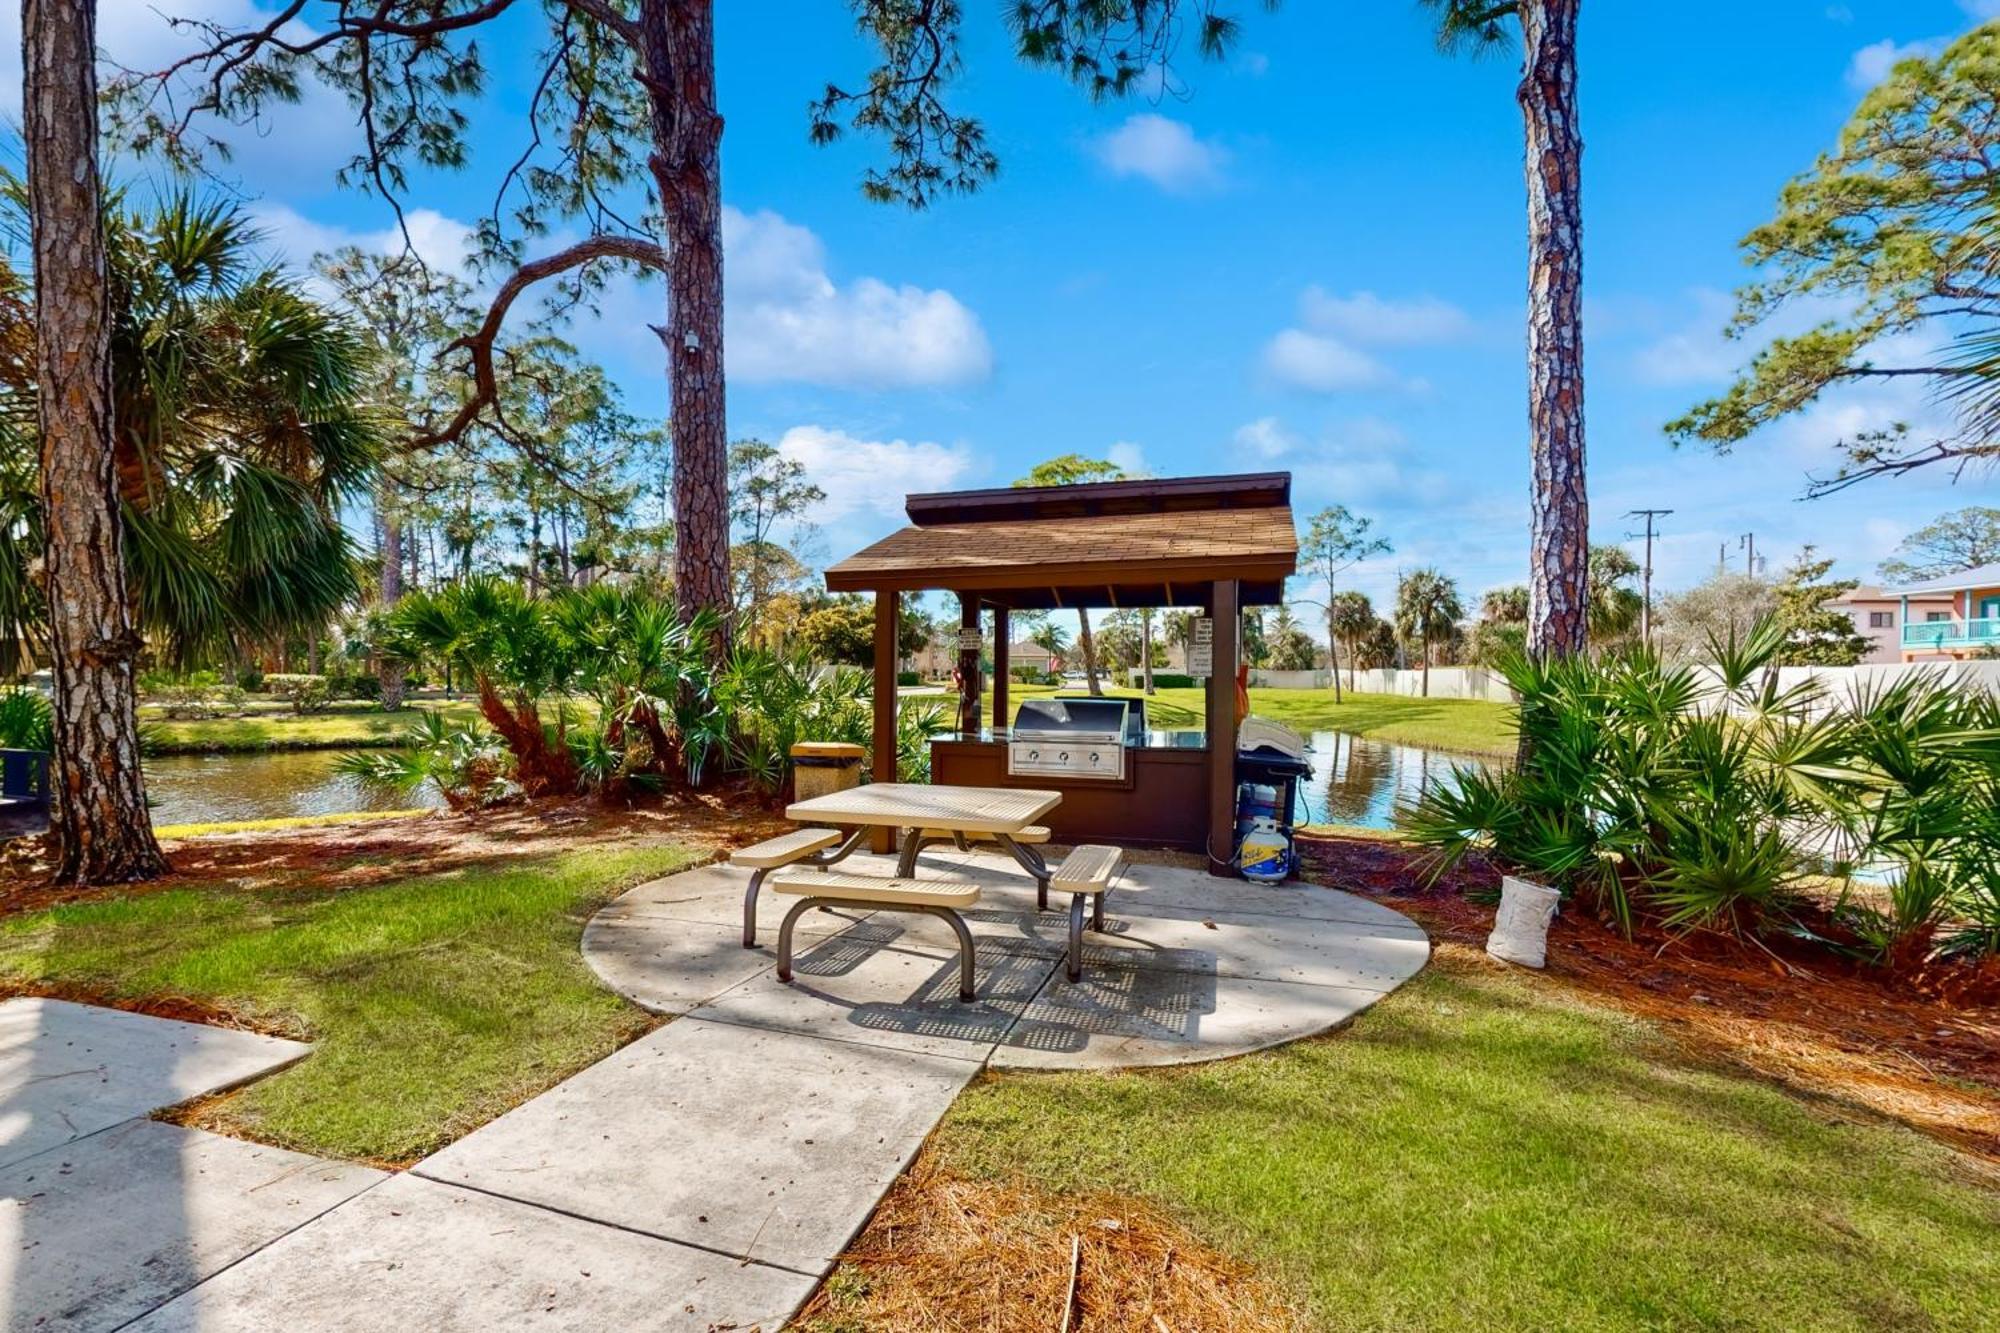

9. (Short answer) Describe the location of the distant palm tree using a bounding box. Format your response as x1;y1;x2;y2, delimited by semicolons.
1328;591;1376;692
1395;568;1465;698
1029;619;1071;672
0;191;379;671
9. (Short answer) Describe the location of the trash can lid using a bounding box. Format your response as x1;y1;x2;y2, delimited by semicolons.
790;741;866;761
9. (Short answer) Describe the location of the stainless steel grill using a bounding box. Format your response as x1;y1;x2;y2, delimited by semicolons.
1007;698;1129;781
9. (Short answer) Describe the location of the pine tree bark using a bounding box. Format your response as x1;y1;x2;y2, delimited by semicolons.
1077;609;1100;694
25;0;169;884
378;498;406;709
1519;0;1588;663
643;0;731;644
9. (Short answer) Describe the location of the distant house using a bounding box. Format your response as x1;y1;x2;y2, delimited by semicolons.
1882;564;2000;661
1008;640;1057;676
1829;584;1955;665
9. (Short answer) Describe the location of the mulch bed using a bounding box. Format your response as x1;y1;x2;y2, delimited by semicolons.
793;1158;1305;1332
1296;831;2000;1164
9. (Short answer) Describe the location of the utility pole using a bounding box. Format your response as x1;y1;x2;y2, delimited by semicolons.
1738;532;1758;577
1624;509;1672;644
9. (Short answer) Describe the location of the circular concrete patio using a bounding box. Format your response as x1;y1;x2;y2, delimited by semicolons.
584;846;1430;1070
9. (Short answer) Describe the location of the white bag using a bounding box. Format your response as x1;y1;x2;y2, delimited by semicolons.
1486;876;1561;969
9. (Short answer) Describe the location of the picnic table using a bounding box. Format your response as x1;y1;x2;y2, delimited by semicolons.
786;781;1062;896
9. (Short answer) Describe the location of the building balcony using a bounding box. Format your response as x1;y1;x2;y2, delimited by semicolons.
1902;617;2000;650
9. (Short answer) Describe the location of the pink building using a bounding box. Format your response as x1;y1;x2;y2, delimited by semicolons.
1831;585;1956;664
1882;564;2000;661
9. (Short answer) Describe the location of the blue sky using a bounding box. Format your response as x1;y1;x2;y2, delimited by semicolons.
10;0;1998;613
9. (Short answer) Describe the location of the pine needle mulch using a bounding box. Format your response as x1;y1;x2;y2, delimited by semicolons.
794;1159;1304;1333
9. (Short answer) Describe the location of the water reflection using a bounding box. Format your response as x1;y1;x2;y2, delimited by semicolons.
1294;730;1490;829
143;751;445;826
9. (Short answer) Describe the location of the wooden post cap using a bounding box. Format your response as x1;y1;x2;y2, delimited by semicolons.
790;741;866;762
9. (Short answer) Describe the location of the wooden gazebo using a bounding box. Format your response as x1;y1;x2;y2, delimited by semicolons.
823;472;1298;874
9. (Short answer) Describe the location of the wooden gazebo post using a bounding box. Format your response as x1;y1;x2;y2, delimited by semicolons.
992;608;1010;731
871;588;900;852
1206;579;1240;876
956;593;981;736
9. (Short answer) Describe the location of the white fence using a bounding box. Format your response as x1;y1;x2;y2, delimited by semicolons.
1242;660;2000;705
1247;667;1517;702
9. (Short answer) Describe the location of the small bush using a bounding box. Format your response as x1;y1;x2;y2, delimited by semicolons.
896;671;921;687
235;665;266;693
268;674;334;715
1145;673;1198;689
346;674;383;701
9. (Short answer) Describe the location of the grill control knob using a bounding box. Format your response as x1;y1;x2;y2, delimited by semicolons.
1089;751;1100;764
1027;749;1039;761
1058;751;1069;762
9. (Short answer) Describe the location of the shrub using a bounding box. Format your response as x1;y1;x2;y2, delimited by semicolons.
897;670;921;687
235;665;266;693
1145;673;1198;689
268;674;334;715
1401;618;2000;963
139;670;239;719
340;711;509;810
0;689;51;751
345;673;383;701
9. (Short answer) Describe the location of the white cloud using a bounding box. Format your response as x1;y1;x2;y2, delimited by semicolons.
1088;114;1229;194
1296;288;1473;345
1106;441;1150;476
248;203;475;275
1235;415;1446;507
1259;287;1468;393
774;426;975;523
1846;37;1944;90
1261;330;1390;392
1631;287;1744;385
724;207;991;389
1232;417;1300;460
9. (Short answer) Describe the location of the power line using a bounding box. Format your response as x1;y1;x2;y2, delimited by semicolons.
1624;509;1672;644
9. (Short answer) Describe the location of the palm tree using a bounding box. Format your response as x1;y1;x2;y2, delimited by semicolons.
0;192;380;670
1028;618;1071;673
1424;2;1588;660
1328;591;1376;692
1395;568;1465;698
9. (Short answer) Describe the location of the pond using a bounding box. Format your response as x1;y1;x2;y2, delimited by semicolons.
1291;730;1491;830
143;750;446;827
138;730;1488;833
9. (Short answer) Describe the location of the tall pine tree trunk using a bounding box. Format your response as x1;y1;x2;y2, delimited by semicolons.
378;497;406;709
1326;621;1343;703
1077;609;1100;694
1519;0;1588;663
1141;608;1155;696
644;0;731;645
26;0;168;884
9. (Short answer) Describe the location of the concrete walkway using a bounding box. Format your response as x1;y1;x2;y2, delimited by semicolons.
8;853;1427;1331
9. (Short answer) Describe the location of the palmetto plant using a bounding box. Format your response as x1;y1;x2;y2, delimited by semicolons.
0;189;380;671
0;688;51;751
1404;618;2000;962
337;711;508;810
381;577;581;796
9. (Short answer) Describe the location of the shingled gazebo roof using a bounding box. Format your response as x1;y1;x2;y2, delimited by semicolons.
823;472;1298;609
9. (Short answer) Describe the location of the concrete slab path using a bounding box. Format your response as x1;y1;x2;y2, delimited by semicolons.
9;853;1428;1331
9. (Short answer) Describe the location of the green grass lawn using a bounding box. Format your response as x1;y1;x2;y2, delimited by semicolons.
908;957;2000;1332
142;698;486;754
0;844;696;1163
981;684;1516;757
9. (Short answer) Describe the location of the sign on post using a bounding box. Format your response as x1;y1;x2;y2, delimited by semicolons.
956;628;983;653
1187;617;1214;677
